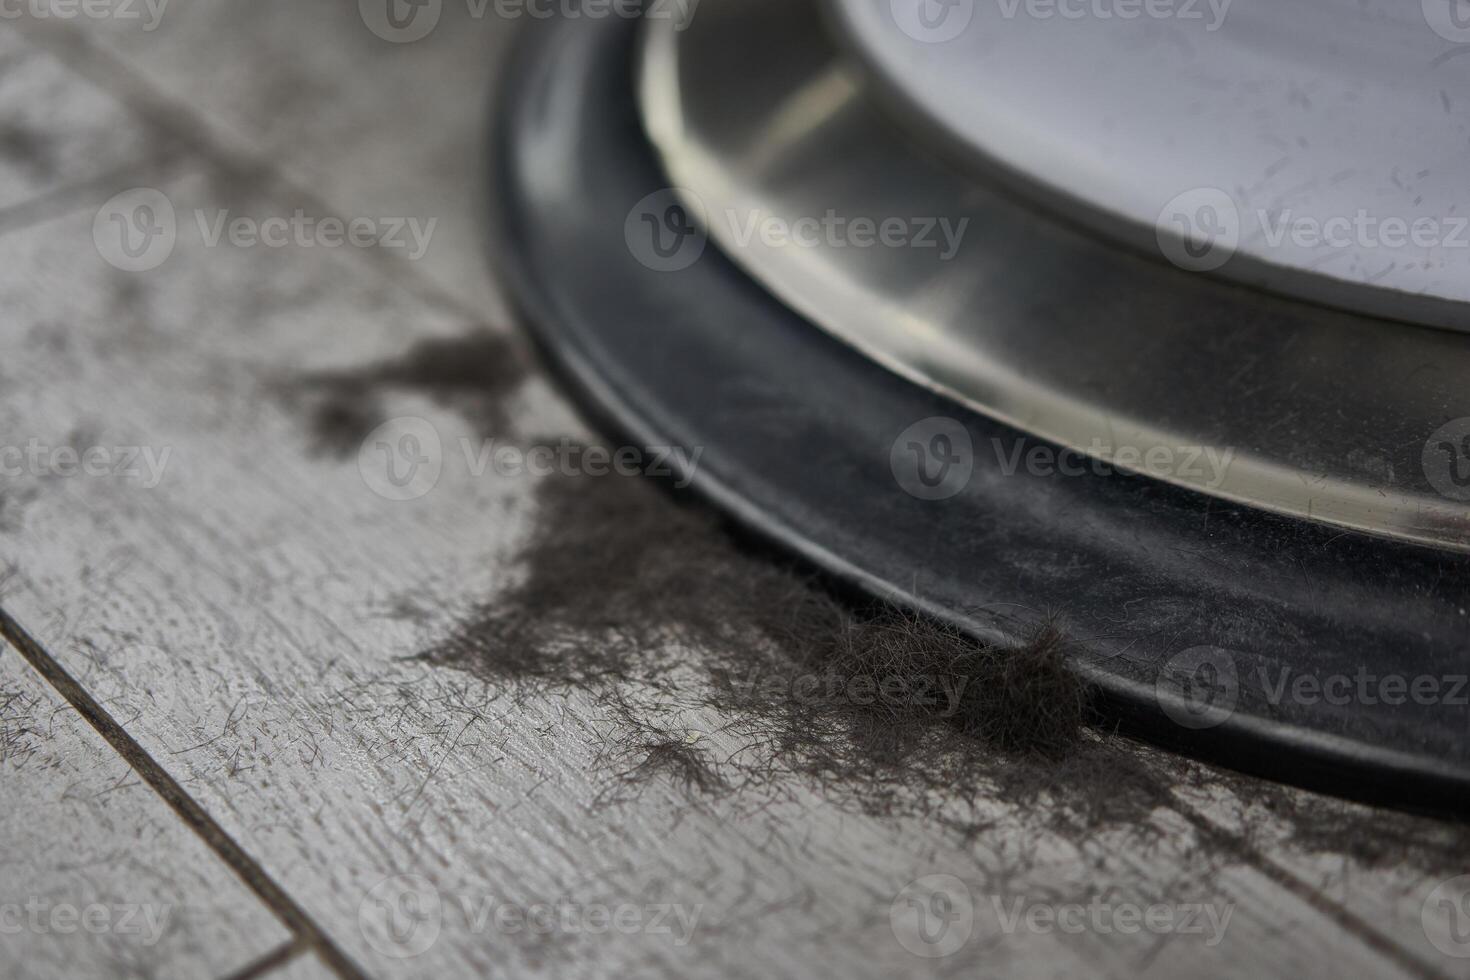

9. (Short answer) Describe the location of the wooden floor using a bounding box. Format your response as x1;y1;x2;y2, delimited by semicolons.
0;4;1467;978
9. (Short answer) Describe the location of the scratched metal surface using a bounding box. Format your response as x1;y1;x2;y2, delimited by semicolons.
0;4;1466;979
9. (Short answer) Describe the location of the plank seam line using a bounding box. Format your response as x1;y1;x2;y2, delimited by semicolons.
0;606;369;980
7;16;498;331
1177;806;1449;980
2;18;1451;977
0;157;196;241
219;937;310;980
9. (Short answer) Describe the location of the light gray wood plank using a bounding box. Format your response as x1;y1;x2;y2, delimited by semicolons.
0;25;165;220
0;10;1463;980
1173;777;1470;978
0;163;1428;980
259;948;332;980
0;643;292;979
12;0;516;317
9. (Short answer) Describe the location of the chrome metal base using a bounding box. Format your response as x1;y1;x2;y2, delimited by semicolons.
640;0;1470;553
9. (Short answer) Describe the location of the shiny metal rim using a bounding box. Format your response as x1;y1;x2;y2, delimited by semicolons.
638;0;1470;552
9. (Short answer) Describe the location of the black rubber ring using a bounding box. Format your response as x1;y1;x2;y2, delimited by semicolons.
487;7;1470;815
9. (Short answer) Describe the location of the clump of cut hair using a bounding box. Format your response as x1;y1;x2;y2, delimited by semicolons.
416;464;1160;833
283;331;528;458
288;331;1470;864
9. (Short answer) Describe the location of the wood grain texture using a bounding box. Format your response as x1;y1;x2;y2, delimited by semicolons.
0;6;1465;980
257;948;333;980
15;0;516;319
0;26;166;221
0;645;291;979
